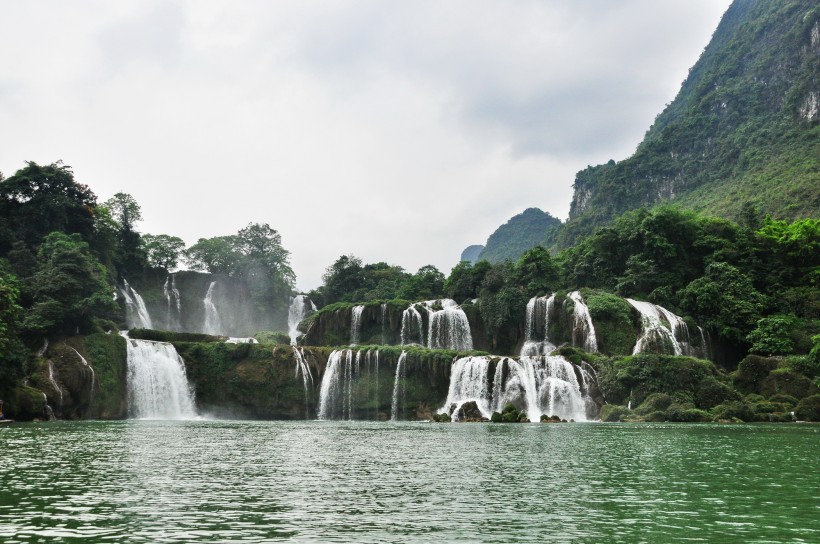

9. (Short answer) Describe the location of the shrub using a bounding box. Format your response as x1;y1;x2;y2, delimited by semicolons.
712;401;755;422
767;393;799;407
600;404;629;422
794;394;820;421
635;393;672;415
732;355;778;394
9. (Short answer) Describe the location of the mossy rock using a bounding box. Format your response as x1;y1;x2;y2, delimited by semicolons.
767;393;799;407
635;393;673;415
432;412;451;423
695;376;741;410
600;404;629;422
644;410;667;422
711;401;755;422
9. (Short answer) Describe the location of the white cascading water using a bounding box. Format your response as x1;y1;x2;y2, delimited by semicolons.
400;305;424;345
288;295;317;345
627;299;708;358
439;355;595;422
350;305;365;345
439;356;492;420
567;291;598;352
318;349;356;420
400;299;472;351
124;336;197;419
390;351;408;421
69;346;95;405
225;337;258;344
47;360;63;408
380;303;387;345
202;281;222;335
121;279;153;329
163;274;181;331
521;294;556;356
292;346;314;417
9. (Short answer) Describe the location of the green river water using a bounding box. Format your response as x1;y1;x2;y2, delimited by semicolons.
1;421;818;543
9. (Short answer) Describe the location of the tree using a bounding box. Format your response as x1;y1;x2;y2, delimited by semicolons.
142;234;185;269
397;265;445;301
512;246;558;295
21;232;117;336
102;192;142;231
747;315;796;356
185;236;241;274
0;262;26;384
0;161;97;251
679;262;766;343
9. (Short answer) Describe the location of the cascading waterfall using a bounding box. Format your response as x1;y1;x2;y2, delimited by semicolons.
380;303;387;345
288;295;317;345
400;299;472;351
400;305;424;345
427;299;473;351
318;349;356;420
163;274;181;331
567;291;598;352
440;355;595;422
390;351;408;421
292;346;314;417
124;336;197;419
627;299;708;358
121;279;153;329
350;305;365;345
521;294;556;356
440;356;492;420
202;281;223;335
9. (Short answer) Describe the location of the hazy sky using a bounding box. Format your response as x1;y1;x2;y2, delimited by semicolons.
0;0;731;290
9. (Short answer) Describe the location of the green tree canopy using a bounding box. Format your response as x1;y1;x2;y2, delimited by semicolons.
142;234;185;269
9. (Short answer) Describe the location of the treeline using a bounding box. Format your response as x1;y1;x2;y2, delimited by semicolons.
0;161;294;387
312;205;819;363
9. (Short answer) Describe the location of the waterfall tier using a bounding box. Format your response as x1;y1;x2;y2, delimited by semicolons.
440;355;596;422
288;295;317;345
400;299;473;351
121;279;153;329
627;299;709;357
202;281;223;335
124;336;197;419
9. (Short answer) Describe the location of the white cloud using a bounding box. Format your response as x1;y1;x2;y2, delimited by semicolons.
0;0;731;290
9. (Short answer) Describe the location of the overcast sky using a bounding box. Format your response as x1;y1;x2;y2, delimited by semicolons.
0;0;731;290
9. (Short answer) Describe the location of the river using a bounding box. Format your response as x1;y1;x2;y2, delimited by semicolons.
1;421;818;542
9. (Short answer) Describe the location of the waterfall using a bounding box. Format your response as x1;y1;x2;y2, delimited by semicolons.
390;351;408;421
567;291;597;352
349;305;365;345
124;336;197;419
69;346;95;405
318;349;355;420
121;279;153;329
380;303;387;345
225;337;258;344
440;355;595;422
400;305;424;345
163;274;181;331
521;294;556;356
627;299;707;357
400;299;472;351
42;393;55;420
202;281;222;335
288;295;317;345
439;356;492;420
292;346;314;418
47;361;63;408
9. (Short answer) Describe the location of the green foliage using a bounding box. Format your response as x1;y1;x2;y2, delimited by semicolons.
747;314;797;356
0;263;27;384
585;290;637;355
600;404;630;422
129;328;222;343
511;246;558;294
679;262;766;343
21;232;118;336
397;265;445;301
794;394;820;422
712;401;755;422
445;260;490;303
102;192;142;231
0;161;97;252
254;331;291;345
142;234;185;269
185;223;295;313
